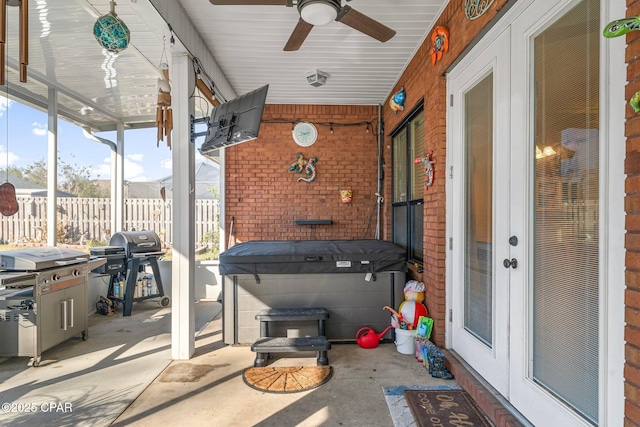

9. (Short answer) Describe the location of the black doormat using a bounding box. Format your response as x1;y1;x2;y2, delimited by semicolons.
403;389;493;427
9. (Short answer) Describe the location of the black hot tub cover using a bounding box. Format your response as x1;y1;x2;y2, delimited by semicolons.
219;239;407;275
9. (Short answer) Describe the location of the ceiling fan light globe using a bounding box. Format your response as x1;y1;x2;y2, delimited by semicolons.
300;2;338;26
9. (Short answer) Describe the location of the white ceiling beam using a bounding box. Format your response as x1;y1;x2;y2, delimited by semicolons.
148;0;237;103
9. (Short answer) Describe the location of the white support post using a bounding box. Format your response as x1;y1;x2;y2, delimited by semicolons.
46;87;57;246
115;123;125;232
170;52;196;359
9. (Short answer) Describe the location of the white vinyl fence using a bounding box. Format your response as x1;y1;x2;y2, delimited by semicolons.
0;197;220;246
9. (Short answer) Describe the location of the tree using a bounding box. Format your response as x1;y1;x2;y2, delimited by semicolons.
22;159;48;187
20;157;108;198
0;165;25;180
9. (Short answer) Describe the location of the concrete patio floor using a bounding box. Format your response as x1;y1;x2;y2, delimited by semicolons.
0;300;460;426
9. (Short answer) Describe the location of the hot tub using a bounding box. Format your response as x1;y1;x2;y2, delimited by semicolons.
220;240;407;344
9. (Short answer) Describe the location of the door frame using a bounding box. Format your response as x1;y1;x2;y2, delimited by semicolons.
444;0;625;424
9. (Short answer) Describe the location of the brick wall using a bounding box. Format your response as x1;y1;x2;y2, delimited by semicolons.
223;0;511;348
627;0;640;423
225;104;380;242
381;0;509;346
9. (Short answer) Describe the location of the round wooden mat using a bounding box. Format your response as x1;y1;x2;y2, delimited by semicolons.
242;366;332;393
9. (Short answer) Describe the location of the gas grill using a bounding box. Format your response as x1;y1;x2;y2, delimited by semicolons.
0;247;105;366
109;231;169;316
90;246;126;275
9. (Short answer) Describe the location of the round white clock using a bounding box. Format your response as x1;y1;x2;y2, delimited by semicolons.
292;122;318;147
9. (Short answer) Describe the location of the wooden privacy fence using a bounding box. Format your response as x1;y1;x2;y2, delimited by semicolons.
0;197;220;246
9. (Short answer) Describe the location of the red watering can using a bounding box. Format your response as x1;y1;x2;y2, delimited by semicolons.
356;325;393;349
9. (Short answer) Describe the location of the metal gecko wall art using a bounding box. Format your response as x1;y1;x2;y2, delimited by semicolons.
603;16;640;112
289;153;318;183
415;151;436;188
603;15;640;38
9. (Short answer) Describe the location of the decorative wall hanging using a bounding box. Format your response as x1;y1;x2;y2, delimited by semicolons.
339;187;353;203
389;87;405;114
414;150;436;188
430;26;449;65
156;60;173;148
93;1;131;54
630;91;640;113
465;0;495;21
603;15;640;38
0;80;17;216
289;153;318;183
0;0;29;84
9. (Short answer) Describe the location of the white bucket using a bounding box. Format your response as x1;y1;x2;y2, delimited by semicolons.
394;328;415;354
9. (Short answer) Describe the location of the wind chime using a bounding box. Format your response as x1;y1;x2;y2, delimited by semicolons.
156;62;173;148
0;0;28;84
0;0;26;216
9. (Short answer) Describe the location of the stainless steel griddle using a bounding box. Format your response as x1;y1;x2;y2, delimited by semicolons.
0;246;103;366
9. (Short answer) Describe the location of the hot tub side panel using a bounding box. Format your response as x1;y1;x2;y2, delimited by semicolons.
223;272;405;345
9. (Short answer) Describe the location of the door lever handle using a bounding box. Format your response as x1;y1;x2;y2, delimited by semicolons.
503;258;518;269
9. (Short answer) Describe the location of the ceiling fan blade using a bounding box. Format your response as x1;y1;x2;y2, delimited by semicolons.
336;6;396;42
209;0;288;5
284;19;313;51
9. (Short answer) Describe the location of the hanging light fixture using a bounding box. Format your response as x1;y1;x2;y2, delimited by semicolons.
93;1;130;54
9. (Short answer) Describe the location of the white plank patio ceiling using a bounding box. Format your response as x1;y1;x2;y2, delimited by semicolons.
2;0;448;131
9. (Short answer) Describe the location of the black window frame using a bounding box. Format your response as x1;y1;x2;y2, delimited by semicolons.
391;105;424;264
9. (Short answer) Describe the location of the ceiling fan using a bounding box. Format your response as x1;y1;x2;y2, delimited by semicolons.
208;0;396;51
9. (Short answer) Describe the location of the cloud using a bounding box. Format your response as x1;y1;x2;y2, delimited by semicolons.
160;158;171;170
127;153;144;162
0;145;19;165
92;155;146;181
32;122;47;137
0;96;12;117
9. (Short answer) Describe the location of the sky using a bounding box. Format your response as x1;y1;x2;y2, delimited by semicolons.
0;97;213;183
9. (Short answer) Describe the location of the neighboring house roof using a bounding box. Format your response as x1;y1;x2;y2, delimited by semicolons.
5;175;77;198
126;161;220;199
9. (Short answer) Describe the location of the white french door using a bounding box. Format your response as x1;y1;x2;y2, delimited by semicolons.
449;27;512;396
447;0;612;425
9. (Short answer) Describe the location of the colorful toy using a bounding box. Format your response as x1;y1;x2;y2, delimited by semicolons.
383;305;409;330
398;300;428;329
430;26;449;65
416;316;434;339
389;86;405;113
603;16;640;38
404;280;425;302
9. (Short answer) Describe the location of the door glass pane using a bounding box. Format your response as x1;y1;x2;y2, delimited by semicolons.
532;0;599;422
393;205;408;250
393;129;407;203
410;202;424;260
464;73;493;346
410;114;425;200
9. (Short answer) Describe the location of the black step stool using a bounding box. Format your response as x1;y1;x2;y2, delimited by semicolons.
251;307;330;367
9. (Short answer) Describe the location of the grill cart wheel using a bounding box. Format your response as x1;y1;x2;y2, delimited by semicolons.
159;296;171;307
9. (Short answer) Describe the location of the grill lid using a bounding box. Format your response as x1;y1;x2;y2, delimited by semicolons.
0;247;89;271
109;231;162;257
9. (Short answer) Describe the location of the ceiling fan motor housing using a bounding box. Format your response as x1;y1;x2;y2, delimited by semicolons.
298;0;341;26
